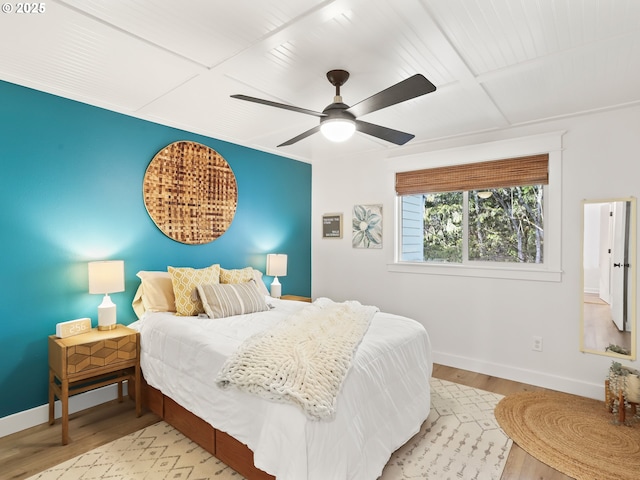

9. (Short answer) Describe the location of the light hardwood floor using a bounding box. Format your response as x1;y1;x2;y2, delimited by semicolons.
583;295;632;353
1;364;572;480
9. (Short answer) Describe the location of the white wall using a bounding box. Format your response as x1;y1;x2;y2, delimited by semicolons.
312;104;640;400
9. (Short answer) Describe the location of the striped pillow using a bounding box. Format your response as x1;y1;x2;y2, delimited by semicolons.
197;280;268;319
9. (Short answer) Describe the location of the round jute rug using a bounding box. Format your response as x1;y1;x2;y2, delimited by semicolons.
495;391;640;480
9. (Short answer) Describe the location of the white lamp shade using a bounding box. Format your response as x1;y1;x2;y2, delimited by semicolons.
320;118;356;142
266;254;287;277
88;260;125;294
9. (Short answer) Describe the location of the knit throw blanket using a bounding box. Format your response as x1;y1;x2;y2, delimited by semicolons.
216;298;379;420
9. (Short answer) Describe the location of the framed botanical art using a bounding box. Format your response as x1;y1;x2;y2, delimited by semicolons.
352;204;382;248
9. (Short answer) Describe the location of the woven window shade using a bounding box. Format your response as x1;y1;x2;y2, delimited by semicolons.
395;154;548;195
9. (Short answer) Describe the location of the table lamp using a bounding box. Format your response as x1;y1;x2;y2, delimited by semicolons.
266;254;287;298
88;260;125;330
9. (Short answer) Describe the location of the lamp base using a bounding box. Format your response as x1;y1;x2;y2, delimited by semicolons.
270;277;282;298
97;296;117;331
98;323;118;331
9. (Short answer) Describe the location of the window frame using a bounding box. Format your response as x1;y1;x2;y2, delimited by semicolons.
389;132;564;282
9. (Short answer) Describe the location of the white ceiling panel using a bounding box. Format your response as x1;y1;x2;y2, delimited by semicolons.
57;0;327;67
0;1;204;111
427;0;640;76
1;0;640;162
483;32;640;124
219;0;450;109
363;81;510;144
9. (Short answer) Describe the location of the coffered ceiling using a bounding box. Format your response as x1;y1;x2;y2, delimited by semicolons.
2;0;639;162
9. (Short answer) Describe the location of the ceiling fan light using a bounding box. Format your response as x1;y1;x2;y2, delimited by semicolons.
320;118;356;142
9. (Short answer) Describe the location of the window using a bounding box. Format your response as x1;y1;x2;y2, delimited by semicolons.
420;191;463;262
468;186;544;263
407;186;544;264
394;152;560;280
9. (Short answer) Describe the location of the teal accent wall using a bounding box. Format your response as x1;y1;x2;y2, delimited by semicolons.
0;80;311;419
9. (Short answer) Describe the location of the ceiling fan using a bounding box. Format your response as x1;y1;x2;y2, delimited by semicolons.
231;70;436;147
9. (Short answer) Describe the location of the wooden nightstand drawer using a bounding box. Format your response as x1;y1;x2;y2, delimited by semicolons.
49;325;138;380
66;334;137;374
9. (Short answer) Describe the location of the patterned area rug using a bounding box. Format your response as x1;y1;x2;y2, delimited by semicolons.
380;379;511;479
28;379;511;480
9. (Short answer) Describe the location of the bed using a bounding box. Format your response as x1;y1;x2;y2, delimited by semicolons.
129;265;432;480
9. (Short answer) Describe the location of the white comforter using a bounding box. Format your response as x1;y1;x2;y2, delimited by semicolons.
131;297;432;480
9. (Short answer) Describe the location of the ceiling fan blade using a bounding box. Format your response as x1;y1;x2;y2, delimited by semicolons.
347;74;436;118
277;125;322;147
231;94;326;118
355;120;415;145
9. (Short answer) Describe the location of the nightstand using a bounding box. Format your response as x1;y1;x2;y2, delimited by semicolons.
48;324;141;445
280;295;312;303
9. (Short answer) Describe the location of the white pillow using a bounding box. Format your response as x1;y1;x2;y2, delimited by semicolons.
252;269;270;297
135;271;176;313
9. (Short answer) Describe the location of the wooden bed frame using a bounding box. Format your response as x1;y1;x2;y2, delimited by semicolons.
140;375;275;480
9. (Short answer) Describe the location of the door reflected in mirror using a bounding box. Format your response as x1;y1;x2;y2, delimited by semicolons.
581;197;636;360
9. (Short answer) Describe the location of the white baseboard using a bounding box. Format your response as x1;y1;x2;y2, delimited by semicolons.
432;351;604;400
0;382;128;438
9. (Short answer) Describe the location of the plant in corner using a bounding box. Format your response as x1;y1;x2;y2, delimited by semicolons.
606;361;640;425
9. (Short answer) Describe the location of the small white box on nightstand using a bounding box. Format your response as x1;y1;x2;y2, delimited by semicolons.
56;318;92;338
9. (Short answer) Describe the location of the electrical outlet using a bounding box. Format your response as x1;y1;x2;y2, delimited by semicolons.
532;336;543;352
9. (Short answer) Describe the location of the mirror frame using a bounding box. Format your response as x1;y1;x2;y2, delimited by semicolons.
581;197;637;360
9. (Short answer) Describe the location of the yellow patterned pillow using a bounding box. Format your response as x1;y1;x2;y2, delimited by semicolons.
168;264;221;316
220;267;255;284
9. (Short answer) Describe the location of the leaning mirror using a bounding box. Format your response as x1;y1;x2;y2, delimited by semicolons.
581;197;636;360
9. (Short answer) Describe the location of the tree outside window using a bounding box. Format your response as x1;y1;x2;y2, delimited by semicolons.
468;186;543;263
414;185;544;264
423;192;462;262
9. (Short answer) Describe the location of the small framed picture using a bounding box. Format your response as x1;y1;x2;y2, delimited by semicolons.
322;213;343;238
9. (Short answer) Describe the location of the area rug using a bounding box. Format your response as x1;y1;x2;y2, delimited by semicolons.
380;378;511;479
495;390;640;480
28;378;511;480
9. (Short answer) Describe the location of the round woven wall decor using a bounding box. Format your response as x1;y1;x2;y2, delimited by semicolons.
143;141;238;245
